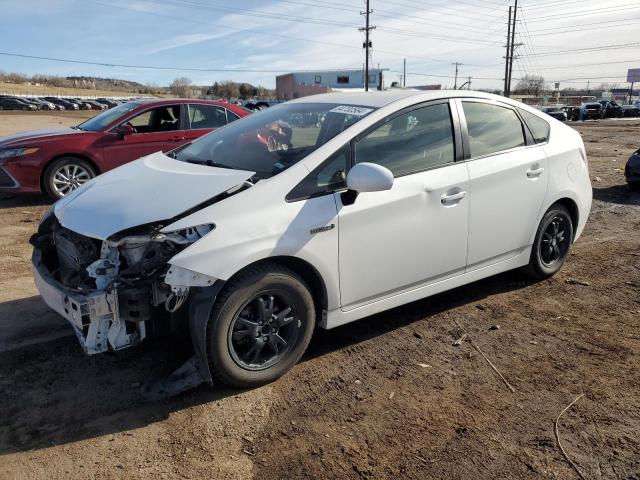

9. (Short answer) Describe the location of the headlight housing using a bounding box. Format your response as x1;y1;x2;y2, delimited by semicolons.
0;147;40;160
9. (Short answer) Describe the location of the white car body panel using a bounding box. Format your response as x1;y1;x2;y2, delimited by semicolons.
53;151;254;240
466;144;549;269
39;90;592;335
335;163;470;309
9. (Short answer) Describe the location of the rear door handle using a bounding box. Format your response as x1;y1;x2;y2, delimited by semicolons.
171;135;186;142
441;191;467;205
526;167;544;178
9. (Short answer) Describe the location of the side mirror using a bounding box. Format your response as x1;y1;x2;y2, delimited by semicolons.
116;124;134;139
346;162;394;193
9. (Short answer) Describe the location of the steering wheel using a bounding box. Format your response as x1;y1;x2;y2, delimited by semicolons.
125;121;137;133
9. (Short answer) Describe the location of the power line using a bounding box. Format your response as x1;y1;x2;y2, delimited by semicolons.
525;42;640;57
525;18;640;36
0;51;351;74
525;3;640;22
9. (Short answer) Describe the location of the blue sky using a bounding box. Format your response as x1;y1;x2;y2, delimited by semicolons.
0;0;637;90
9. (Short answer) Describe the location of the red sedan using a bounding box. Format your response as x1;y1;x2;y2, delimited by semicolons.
0;99;251;199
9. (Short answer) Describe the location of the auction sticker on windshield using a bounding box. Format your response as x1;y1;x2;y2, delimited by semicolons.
330;105;374;116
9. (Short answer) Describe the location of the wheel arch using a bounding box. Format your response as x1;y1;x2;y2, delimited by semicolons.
40;153;101;193
550;197;579;241
224;255;328;326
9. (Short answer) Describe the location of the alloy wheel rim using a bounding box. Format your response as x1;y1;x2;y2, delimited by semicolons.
52;164;91;197
539;215;570;267
228;291;301;371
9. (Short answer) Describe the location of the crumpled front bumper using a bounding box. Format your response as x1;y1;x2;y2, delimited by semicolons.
32;248;143;354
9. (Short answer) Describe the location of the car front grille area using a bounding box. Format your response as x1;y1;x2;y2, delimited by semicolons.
0;167;16;187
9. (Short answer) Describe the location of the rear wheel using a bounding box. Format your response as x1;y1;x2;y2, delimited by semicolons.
526;204;574;279
206;264;315;388
43;157;96;200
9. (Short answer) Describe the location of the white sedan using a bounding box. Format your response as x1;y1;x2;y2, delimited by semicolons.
32;90;592;388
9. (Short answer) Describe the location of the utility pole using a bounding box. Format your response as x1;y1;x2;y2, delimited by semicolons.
467;76;471;90
359;0;375;92
452;62;462;90
503;6;512;96
507;0;518;96
403;58;406;87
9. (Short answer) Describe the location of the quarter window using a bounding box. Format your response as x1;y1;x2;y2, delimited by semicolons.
188;104;227;129
462;102;525;157
286;146;349;201
355;103;455;177
517;107;550;144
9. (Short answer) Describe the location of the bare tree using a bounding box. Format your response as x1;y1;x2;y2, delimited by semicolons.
170;77;193;98
515;75;545;96
216;80;240;100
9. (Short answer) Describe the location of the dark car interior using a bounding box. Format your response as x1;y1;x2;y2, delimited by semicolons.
126;105;181;133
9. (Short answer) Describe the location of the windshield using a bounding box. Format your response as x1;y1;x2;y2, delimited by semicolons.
78;101;142;131
173;102;375;178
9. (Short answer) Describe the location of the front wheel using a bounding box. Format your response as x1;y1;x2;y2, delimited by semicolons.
206;264;316;388
43;157;96;200
526;204;574;279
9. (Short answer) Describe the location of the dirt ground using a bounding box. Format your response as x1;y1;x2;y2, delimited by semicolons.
0;113;638;480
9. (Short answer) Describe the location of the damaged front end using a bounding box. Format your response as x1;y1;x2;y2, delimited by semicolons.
31;212;215;355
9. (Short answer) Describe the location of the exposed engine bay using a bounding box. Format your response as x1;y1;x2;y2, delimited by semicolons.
31;215;213;354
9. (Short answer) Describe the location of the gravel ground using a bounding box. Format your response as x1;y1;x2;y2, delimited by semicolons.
0;113;638;479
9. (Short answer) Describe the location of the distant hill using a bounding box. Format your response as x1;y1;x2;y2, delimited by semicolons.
65;76;147;92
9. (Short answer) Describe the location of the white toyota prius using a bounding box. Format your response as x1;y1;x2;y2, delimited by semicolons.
31;90;592;388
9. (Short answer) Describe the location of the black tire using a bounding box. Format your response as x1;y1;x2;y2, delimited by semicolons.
207;263;316;388
43;157;96;200
526;204;574;279
629;181;640;191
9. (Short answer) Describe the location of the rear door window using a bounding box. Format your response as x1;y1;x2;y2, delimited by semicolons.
188;104;228;129
461;101;525;157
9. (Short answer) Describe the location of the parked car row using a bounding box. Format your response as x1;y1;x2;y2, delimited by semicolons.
0;95;137;111
540;101;640;122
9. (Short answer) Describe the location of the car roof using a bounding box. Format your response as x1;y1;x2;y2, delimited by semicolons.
132;98;235;108
286;89;507;108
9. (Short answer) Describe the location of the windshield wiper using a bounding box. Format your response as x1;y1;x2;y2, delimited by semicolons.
183;158;236;169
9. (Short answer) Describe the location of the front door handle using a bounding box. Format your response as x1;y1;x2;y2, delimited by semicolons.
171;135;186;142
526;167;545;178
441;190;467;205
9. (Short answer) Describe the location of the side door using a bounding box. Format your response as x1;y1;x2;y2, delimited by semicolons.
184;103;230;142
102;104;187;168
336;100;470;310
457;99;550;270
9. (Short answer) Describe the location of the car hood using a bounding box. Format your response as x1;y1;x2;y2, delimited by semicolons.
53;151;254;240
0;127;83;146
